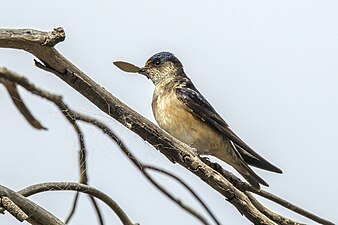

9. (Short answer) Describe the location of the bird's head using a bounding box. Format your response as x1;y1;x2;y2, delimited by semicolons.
139;52;184;84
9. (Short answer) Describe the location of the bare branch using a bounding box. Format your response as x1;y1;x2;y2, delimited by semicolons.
145;172;211;225
0;184;65;225
1;197;28;222
65;192;80;224
70;104;226;225
0;67;214;225
19;182;136;225
0;76;47;130
144;165;221;225
58;87;105;225
200;157;335;225
75;109;216;225
0;27;65;48
20;26;276;224
254;190;335;225
88;196;105;225
246;192;303;225
0;28;334;225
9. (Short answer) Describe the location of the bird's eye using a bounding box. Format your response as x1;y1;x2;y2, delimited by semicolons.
153;59;161;66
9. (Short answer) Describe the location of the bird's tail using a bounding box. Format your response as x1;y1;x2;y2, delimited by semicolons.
234;160;269;189
214;142;269;189
234;143;282;174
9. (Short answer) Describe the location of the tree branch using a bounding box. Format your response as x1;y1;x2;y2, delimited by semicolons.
0;27;334;225
0;184;65;225
0;78;46;130
144;165;221;225
0;67;216;225
200;158;335;225
246;192;303;225
19;182;136;225
0;27;276;224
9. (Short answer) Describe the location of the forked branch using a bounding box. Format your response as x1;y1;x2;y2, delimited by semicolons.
0;28;334;225
0;67;218;225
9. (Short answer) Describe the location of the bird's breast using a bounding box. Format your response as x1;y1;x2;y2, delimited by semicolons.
152;88;226;154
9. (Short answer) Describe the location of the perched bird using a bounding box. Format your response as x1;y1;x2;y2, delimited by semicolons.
131;52;282;188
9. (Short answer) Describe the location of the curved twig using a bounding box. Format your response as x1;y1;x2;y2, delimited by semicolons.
200;158;335;225
144;165;221;225
0;27;277;224
0;67;216;225
74;111;221;225
0;28;334;225
64;114;104;225
0;78;46;130
140;168;211;225
65;192;80;224
0;185;65;225
88;196;105;225
0;67;104;225
19;182;135;225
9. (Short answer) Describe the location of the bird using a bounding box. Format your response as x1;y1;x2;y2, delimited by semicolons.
120;51;282;188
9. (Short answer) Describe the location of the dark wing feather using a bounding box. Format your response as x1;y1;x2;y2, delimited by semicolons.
234;143;281;172
176;85;282;174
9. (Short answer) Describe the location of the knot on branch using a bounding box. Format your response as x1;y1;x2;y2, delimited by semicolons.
43;27;65;47
0;27;65;48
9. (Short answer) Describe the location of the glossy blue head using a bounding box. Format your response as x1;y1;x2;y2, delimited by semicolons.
147;52;182;68
139;52;185;84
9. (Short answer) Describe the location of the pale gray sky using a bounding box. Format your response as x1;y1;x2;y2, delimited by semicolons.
1;0;337;224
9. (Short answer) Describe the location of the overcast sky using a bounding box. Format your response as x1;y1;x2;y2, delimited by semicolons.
1;1;337;224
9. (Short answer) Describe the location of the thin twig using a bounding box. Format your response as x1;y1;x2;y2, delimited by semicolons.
141;168;211;225
0;67;104;225
0;27;334;225
65;192;80;224
200;157;335;225
88;196;105;225
64;102;105;225
19;182;135;225
0;77;47;130
254;190;335;225
2;64;332;225
0;67;215;225
144;165;221;225
74;113;217;225
1;27;280;224
246;192;303;225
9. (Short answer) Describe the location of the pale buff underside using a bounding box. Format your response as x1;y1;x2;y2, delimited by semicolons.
152;82;240;167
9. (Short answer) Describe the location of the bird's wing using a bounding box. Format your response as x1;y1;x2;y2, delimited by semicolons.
176;85;282;174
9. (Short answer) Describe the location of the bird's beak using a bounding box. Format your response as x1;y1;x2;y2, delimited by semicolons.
138;67;150;79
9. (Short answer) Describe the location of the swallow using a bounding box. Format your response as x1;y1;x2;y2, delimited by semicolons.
114;52;282;188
